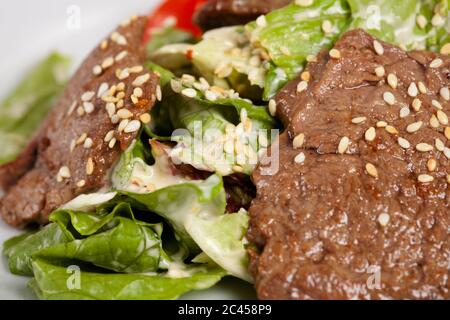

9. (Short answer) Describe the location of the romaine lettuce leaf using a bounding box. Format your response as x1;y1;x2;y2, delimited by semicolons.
247;0;351;99
0;52;70;164
43;203;168;273
348;0;432;50
30;258;225;300
3;223;73;276
153;81;278;175
146;27;196;55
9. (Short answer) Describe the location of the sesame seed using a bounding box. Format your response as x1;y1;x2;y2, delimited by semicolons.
97;83;109;97
181;74;196;85
111;114;120;124
101;56;114;69
295;0;313;7
108;138;117;149
76;180;86;188
293;133;305;149
116;91;125;100
117;68;130;80
400;107;410;118
417;81;428;94
338;136;350;154
76;133;87;145
385;125;398;135
329;49;341;59
430;115;440;128
256;15;267;28
437;110;449;125
306;54;317;62
447;175;450;184
430;58;443;68
181;88;197;98
83;102;94;114
366;163;379;178
416;143;434;152
56;175;63;183
352;116;367;124
322;20;333;33
441;43;450;55
81;91;95;102
365;127;376;141
117;109;133;119
373;40;384;55
406;121;423;133
83;138;93;149
67;101;77;116
92;65;102;75
282;46;291;56
104;130;115;142
398;137;411;149
436;138;445;151
124;120;141;133
432;100;443;110
387;73;398;89
205;90;218;101
418;82;427;94
170;79;182;93
376;121;388;128
294;152;306;164
106;102;116;117
383;92;395;105
427;158;437;172
440;87;450;101
301;71;311;81
86;158;94;175
129;65;144;74
116;99;124;109
412;98;422;111
77;106;85;116
444;147;450;160
445;127;450;140
416;15;427;29
418;174;434;183
133;87;143;98
100;40;108;50
297;81;308;93
156;85;162;101
407;82;418;97
118;119;129;132
59;166;71;179
378;213;390;227
268;99;277;116
117;82;126;92
375;66;385;77
139;113;151;124
70;139;76;152
130;95;139;104
115;51;128;62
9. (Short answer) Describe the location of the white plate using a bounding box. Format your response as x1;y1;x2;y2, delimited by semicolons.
0;0;255;300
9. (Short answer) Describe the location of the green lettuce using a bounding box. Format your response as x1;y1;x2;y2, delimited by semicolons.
151;82;278;175
3;223;73;276
30;259;225;300
0;52;70;164
247;0;351;99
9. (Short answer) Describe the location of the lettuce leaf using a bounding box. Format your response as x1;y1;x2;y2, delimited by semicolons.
0;52;70;164
42;203;168;273
3;223;73;276
152;82;278;175
30;258;225;300
247;0;351;99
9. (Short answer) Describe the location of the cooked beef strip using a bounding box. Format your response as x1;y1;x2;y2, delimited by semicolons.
248;29;450;299
194;0;291;31
0;16;159;227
